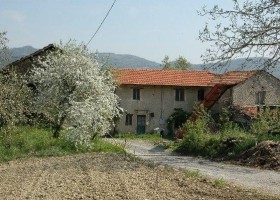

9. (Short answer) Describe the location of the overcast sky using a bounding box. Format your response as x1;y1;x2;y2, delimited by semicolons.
0;0;232;64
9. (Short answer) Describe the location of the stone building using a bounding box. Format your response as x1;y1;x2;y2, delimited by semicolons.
113;69;280;134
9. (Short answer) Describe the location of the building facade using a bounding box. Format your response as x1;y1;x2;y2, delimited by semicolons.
114;69;280;134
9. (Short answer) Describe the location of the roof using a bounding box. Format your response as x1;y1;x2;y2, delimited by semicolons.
112;69;217;87
113;69;261;87
2;44;56;74
6;44;55;68
213;71;258;85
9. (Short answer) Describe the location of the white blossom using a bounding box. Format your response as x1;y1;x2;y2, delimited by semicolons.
31;41;122;146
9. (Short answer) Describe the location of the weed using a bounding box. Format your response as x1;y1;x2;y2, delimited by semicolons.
213;178;226;188
184;169;200;178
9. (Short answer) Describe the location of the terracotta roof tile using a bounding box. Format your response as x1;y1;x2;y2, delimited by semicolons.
112;69;217;87
112;69;261;87
212;71;258;85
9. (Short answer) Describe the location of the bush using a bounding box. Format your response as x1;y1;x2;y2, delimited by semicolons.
250;108;280;136
177;111;213;156
176;107;258;158
166;108;189;135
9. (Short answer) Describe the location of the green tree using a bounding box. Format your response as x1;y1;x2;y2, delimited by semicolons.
162;55;191;70
161;55;172;69
174;56;191;70
198;0;280;69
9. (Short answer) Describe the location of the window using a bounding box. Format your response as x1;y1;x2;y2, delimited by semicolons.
133;88;140;100
256;91;266;105
197;89;205;101
175;88;185;101
125;114;133;125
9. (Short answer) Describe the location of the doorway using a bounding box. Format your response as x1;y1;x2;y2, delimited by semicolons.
137;115;146;134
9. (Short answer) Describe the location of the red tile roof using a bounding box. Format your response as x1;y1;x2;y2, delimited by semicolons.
112;69;217;87
213;71;258;85
112;69;260;87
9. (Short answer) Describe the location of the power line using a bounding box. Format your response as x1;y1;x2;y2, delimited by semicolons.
86;0;117;47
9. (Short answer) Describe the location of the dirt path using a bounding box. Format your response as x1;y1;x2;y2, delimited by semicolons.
106;138;280;196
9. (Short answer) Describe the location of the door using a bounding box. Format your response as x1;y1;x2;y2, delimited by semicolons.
137;115;146;134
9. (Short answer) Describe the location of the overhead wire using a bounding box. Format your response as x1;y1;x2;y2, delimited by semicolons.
86;0;117;47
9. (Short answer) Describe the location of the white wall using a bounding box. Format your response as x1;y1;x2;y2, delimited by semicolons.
115;85;211;134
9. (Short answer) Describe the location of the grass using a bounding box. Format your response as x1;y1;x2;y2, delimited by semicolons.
184;169;200;178
92;138;126;154
213;178;226;188
0;126;125;163
115;132;166;141
114;132;175;149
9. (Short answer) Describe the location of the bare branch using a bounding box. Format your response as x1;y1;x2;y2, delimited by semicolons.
198;0;280;69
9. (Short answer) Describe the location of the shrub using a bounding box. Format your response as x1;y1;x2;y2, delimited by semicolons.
176;106;259;158
250;107;280;136
177;109;212;156
166;108;189;135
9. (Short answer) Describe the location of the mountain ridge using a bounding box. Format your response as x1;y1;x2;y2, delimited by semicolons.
5;46;280;77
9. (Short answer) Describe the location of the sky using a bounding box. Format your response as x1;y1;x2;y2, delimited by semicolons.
0;0;233;64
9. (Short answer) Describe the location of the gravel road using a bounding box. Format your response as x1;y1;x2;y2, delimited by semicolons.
106;138;280;196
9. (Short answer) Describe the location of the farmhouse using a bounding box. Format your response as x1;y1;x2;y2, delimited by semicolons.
113;69;280;134
4;44;280;135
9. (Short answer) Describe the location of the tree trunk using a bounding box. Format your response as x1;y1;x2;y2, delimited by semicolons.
53;127;60;138
52;114;67;138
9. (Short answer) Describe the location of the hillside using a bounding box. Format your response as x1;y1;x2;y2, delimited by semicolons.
8;46;38;62
96;52;161;69
6;46;161;69
193;58;280;77
5;46;280;77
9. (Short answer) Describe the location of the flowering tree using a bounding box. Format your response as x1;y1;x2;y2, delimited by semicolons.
0;72;31;130
0;31;30;131
0;31;9;68
31;42;122;146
